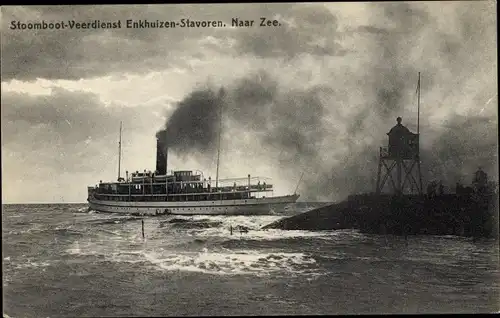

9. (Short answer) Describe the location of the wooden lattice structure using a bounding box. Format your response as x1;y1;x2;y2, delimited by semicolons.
375;117;423;195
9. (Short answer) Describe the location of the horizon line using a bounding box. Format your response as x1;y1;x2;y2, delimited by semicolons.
2;202;87;205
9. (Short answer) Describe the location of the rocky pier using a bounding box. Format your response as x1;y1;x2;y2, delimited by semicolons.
262;192;499;239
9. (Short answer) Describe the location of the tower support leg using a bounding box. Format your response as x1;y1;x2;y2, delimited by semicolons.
376;155;382;194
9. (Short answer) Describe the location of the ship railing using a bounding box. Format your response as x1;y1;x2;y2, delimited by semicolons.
92;182;274;193
218;176;272;182
212;184;273;193
93;176;273;191
107;178;272;187
215;176;272;189
92;186;274;197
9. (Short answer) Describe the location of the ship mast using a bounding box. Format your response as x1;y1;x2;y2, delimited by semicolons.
117;121;122;181
215;89;224;189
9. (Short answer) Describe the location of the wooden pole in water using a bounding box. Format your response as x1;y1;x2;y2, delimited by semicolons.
141;219;145;239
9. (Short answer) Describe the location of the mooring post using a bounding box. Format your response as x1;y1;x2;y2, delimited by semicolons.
141;219;145;239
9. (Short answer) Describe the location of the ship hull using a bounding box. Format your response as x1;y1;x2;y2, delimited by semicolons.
88;194;299;216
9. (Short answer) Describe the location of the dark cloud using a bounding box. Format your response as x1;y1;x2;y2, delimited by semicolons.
1;5;186;81
1;87;163;174
3;88;140;144
422;114;498;185
1;4;297;82
155;1;497;201
153;69;383;200
157;70;324;160
320;1;496;197
1;2;496;203
233;4;346;59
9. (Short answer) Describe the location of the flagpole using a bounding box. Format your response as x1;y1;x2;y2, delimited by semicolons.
416;72;423;194
417;72;420;135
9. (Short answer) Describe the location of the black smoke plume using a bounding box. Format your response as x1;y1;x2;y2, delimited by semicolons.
156;70;326;162
156;87;222;156
156;2;497;201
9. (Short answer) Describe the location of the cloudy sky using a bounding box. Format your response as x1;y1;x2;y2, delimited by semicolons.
1;2;497;203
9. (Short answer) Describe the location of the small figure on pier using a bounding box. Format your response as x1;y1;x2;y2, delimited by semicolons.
438;181;444;196
473;167;488;192
403;223;410;246
230;225;233;235
427;181;437;197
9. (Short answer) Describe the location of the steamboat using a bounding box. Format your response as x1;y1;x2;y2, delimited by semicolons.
87;123;300;215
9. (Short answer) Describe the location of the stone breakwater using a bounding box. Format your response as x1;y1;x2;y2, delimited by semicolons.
262;192;499;239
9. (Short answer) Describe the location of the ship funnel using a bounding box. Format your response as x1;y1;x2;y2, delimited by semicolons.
156;137;167;175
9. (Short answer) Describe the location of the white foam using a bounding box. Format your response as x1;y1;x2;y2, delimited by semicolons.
65;237;140;257
168;215;336;241
14;260;53;270
6;214;22;218
8;226;44;235
140;248;319;276
62;214;337;277
66;240;83;255
64;238;321;277
195;227;335;241
54;224;79;231
170;214;283;229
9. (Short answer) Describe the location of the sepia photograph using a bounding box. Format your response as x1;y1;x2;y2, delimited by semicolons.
1;2;498;316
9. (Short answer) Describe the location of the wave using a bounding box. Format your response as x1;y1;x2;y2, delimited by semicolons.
6;224;86;237
113;247;321;277
4;257;55;270
141;248;320;276
74;206;91;213
61;214;360;278
164;214;323;233
162;218;223;230
64;238;323;277
86;216;143;225
14;260;53;270
161;215;339;242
